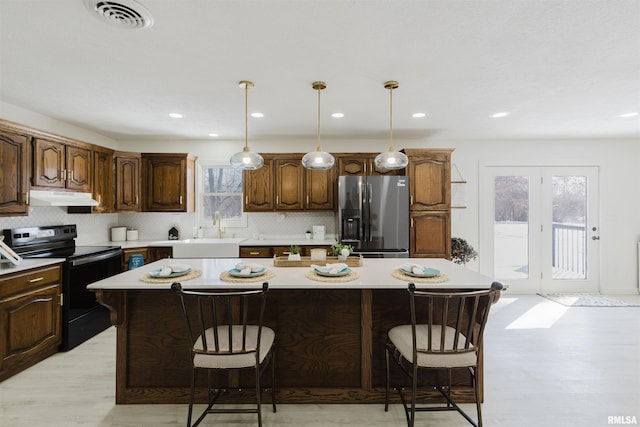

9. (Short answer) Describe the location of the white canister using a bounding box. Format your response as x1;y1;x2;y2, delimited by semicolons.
111;227;127;242
126;229;139;241
310;248;327;261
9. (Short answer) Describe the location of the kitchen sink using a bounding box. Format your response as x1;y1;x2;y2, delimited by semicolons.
170;238;246;258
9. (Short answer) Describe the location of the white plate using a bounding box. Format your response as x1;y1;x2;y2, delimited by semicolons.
148;268;192;278
228;268;267;278
313;267;351;277
400;267;440;278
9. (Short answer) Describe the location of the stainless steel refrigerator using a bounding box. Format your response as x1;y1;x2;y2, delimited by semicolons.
337;175;409;258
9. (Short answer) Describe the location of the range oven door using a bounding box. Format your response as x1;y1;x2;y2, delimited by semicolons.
61;249;122;351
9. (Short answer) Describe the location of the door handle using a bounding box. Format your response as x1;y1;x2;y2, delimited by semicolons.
592;236;600;240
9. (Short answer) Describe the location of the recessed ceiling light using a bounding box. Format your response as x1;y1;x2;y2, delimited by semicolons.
618;112;639;118
412;113;426;118
168;112;183;119
251;112;264;118
331;112;344;118
490;112;510;118
208;133;219;137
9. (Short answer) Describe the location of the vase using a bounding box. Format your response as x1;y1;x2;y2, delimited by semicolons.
288;254;301;261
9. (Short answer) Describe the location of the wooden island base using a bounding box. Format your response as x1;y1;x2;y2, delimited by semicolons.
97;288;483;405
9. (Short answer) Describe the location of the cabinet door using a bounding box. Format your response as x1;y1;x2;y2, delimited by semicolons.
143;156;185;211
148;247;172;262
0;284;61;374
337;155;401;176
66;145;92;192
410;211;451;258
115;155;141;212
92;149;114;213
243;158;274;211
305;168;334;210
122;248;149;271
0;130;29;215
338;156;368;176
33;138;65;188
408;153;450;210
274;158;303;210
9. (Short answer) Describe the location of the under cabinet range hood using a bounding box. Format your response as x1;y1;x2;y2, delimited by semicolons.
29;190;100;207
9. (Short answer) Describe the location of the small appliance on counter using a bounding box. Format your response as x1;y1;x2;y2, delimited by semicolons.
312;225;325;241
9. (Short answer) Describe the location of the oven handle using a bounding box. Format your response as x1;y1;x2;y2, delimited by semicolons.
68;251;122;267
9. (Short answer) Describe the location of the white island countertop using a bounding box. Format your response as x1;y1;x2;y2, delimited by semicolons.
87;257;496;291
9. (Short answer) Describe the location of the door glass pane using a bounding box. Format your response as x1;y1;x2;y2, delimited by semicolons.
494;176;529;279
551;176;587;279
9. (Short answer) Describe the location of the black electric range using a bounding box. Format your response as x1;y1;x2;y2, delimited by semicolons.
2;225;123;351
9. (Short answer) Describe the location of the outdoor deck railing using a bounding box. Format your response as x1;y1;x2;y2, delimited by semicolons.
552;222;586;277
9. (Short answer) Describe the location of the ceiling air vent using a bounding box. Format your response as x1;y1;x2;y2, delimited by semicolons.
83;0;154;29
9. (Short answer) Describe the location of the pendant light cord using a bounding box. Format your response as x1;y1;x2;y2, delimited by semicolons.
245;82;249;150
389;84;394;152
316;84;321;151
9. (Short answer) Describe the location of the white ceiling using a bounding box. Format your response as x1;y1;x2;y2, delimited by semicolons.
1;0;639;143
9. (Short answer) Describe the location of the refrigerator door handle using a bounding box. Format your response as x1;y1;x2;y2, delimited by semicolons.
367;182;373;242
360;177;367;245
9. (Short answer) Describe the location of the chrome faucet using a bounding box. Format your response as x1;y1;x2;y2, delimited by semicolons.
213;211;225;238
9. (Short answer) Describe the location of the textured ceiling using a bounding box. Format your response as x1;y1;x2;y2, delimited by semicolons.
0;0;638;142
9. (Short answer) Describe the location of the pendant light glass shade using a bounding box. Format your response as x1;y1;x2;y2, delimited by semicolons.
302;81;335;170
374;80;408;170
230;81;264;170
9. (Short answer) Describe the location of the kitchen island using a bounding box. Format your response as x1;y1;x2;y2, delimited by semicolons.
88;258;500;405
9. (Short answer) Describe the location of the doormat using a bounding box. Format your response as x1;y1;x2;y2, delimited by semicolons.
537;293;640;307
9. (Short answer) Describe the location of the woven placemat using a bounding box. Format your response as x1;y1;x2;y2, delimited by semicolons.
219;269;276;283
390;268;449;283
305;269;360;283
140;269;202;283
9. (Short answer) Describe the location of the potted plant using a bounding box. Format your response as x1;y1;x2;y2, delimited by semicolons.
451;237;478;265
331;242;353;260
288;245;301;261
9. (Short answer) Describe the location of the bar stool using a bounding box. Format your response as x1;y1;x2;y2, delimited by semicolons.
385;282;502;427
172;281;276;427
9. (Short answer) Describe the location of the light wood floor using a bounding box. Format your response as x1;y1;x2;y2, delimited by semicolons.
1;295;639;427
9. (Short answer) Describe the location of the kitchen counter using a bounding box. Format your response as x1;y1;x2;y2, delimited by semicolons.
87;257;493;290
89;237;337;249
89;257;500;405
0;258;64;276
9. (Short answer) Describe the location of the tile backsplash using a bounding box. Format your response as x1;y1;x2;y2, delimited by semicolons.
0;207;336;245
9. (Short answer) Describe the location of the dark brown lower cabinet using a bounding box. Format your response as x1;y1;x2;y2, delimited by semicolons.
0;264;63;382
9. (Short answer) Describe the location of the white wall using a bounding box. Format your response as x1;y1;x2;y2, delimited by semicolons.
2;106;639;293
0;101;119;149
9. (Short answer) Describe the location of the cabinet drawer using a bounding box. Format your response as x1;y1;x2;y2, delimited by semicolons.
0;264;62;298
240;247;271;258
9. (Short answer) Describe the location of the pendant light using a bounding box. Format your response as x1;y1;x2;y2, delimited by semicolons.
374;80;409;170
230;80;264;170
302;81;335;170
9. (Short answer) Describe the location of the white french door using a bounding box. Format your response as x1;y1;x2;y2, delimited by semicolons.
479;166;600;293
